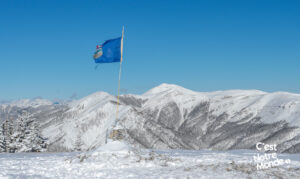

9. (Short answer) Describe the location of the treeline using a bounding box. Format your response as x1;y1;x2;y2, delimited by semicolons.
0;111;47;153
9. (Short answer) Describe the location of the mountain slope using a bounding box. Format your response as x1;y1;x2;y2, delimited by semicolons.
120;84;300;153
1;84;300;153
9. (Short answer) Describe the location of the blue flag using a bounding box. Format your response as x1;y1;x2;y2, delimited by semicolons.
93;37;122;63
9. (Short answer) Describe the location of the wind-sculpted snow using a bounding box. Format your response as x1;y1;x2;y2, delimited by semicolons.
1;83;300;153
1;142;300;178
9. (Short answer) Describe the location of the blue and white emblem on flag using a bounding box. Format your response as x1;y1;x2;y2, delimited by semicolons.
93;37;122;63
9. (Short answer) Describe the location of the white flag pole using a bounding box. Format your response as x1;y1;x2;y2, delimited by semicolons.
116;26;124;118
115;26;124;133
106;27;124;144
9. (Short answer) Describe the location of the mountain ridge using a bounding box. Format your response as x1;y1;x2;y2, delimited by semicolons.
1;83;300;153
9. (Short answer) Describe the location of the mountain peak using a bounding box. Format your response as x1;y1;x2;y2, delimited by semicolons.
69;91;115;109
4;98;53;108
144;83;196;96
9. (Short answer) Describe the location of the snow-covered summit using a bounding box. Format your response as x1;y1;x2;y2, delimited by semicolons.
1;98;53;108
2;83;300;153
69;91;114;110
144;83;197;96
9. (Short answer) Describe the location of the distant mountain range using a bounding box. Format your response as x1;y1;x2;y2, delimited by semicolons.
1;84;300;153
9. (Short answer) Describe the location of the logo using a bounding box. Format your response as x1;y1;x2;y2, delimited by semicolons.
253;142;291;170
93;45;103;59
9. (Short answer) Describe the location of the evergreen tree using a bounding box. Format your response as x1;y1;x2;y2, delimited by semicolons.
2;119;10;152
7;117;17;153
16;112;47;152
74;132;83;151
0;122;7;152
0;110;48;153
26;120;47;152
14;113;26;151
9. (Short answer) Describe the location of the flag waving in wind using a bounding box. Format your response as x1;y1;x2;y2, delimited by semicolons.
92;27;124;143
93;37;122;63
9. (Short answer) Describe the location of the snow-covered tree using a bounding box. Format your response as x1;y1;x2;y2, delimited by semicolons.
0;111;47;153
0;122;7;152
6;118;16;153
13;113;26;151
16;112;47;152
26;120;47;152
74;132;83;151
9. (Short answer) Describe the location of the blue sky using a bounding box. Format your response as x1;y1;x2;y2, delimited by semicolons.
0;0;300;100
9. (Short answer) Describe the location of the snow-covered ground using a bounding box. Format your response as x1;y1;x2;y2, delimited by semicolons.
1;141;300;179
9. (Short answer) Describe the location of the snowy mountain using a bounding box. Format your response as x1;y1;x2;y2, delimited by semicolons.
0;98;55;118
1;84;300;153
119;84;300;153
